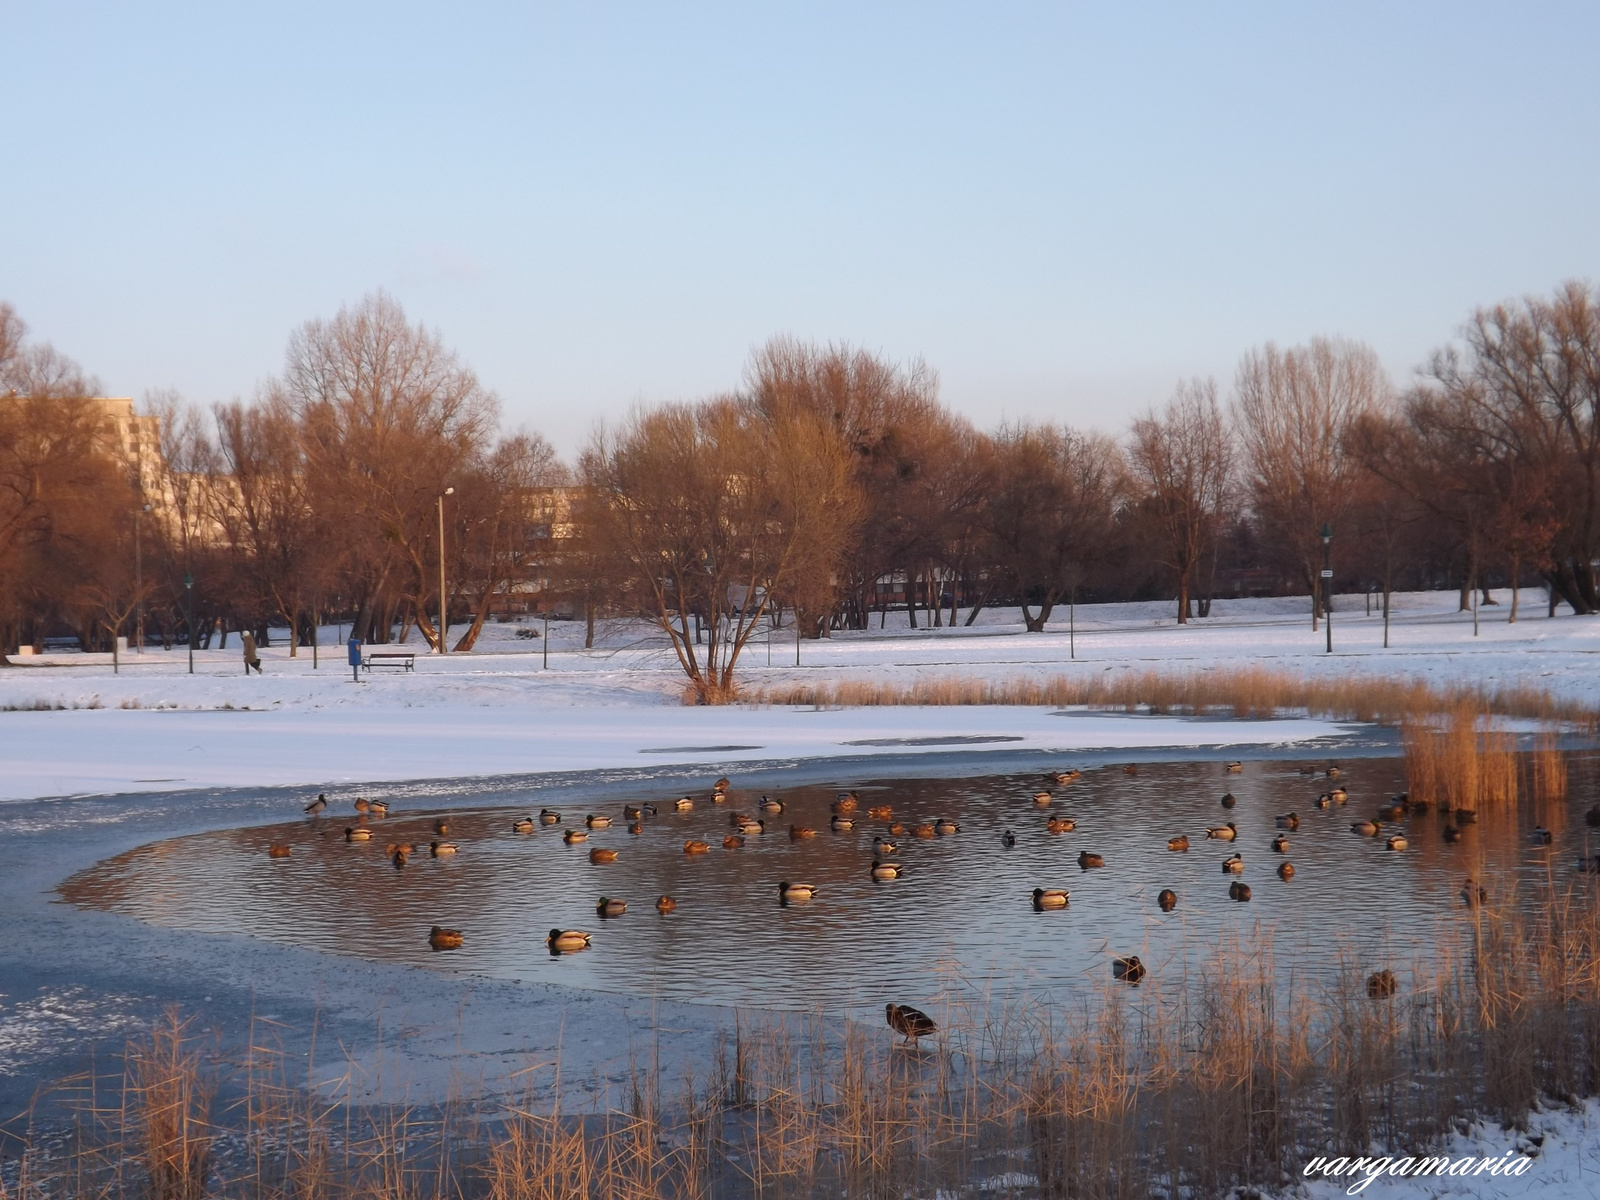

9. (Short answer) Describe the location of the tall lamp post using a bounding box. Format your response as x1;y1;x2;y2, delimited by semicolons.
184;571;194;674
437;487;454;654
135;503;151;653
1320;524;1333;654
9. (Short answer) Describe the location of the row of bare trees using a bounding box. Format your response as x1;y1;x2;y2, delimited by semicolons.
3;281;1597;695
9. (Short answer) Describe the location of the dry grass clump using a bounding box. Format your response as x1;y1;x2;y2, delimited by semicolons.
747;665;1600;730
12;876;1600;1199
1402;704;1520;809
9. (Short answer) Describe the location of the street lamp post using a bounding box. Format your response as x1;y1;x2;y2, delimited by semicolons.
437;487;454;654
184;572;194;674
1320;524;1333;654
135;503;151;653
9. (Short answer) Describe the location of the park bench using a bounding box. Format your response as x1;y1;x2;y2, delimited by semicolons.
361;650;416;672
42;636;81;652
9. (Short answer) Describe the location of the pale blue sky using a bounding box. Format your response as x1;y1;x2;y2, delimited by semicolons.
5;3;1597;453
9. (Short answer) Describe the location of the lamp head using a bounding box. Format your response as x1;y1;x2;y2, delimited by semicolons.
444;486;454;496
1320;523;1332;544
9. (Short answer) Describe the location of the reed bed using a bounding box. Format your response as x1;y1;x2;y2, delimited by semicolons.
10;874;1600;1200
746;666;1600;731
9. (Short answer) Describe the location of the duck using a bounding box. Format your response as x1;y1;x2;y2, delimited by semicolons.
1329;786;1348;803
639;802;659;817
887;821;907;836
1221;854;1244;874
1053;769;1082;784
1271;835;1289;854
1297;765;1317;775
1077;851;1105;869
871;860;903;881
1531;826;1553;845
589;847;619;864
885;1003;937;1043
867;805;893;820
999;830;1016;849
876;836;901;855
1113;955;1147;983
430;841;458;857
656;895;677;913
673;797;694;812
1046;817;1077;834
831;815;856;832
391;848;408;868
833;792;859;814
736;818;765;836
1461;880;1488;906
713;776;731;794
1377;803;1405;823
1167;835;1190;852
1314;793;1332;809
934;818;961;836
1349;818;1379;836
728;811;751;827
628;822;643;835
1385;834;1408;852
267;844;292;859
1367;969;1397;999
1228;881;1252;902
354;797;371;813
1123;764;1139;775
563;829;589;844
546;929;591;952
723;834;745;850
911;823;937;839
1032;791;1053;808
1275;812;1299;830
1443;825;1463;843
1326;766;1342;779
1032;887;1070;910
304;793;328;815
789;825;817;840
586;814;613;829
367;800;389;818
595;896;627;917
384;842;417;855
433;819;450;835
539;808;561;825
428;926;463;951
344;827;371;843
683;839;711;855
1220;793;1237;809
1278;861;1295;881
623;805;645;821
512;817;536;834
1225;762;1243;774
1206;822;1238;841
759;796;785;814
778;881;817;902
1157;888;1177;912
1454;808;1478;824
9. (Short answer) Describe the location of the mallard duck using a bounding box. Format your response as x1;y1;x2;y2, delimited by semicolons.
268;844;292;859
1157;888;1177;912
1367;969;1397;999
873;836;901;857
831;815;856;832
589;847;619;864
1123;764;1139;775
1349;818;1379;836
563;829;588;844
512;817;536;834
684;839;711;855
628;822;643;835
1046;816;1077;833
368;800;389;817
354;797;370;813
723;834;745;849
656;895;677;913
547;928;591;952
1314;793;1331;809
433;818;450;835
911;823;936;839
1443;824;1463;843
428;926;463;950
871;860;903;881
1206;822;1238;841
760;796;785;813
887;821;907;835
540;808;561;825
778;881;817;902
1329;786;1348;802
1454;808;1478;824
934;818;960;836
1167;835;1190;852
833;792;859;814
1377;803;1404;822
304;793;328;815
1461;879;1488;905
1531;826;1553;845
1228;881;1252;902
1113;955;1146;983
1326;766;1342;779
391;848;408;868
595;896;627;917
1032;791;1053;808
999;830;1016;849
586;814;612;829
886;1003;937;1042
789;825;817;840
430;841;458;857
867;805;893;820
728;811;751;826
1278;861;1295;880
1271;835;1289;854
1221;853;1244;874
639;802;659;817
1385;834;1408;851
1032;887;1070;909
345;827;371;842
623;805;644;821
1053;769;1082;784
737;818;764;836
1078;851;1105;869
384;842;416;855
713;776;731;793
1275;812;1299;830
673;797;694;812
1220;793;1237;809
1225;762;1243;774
1298;765;1317;775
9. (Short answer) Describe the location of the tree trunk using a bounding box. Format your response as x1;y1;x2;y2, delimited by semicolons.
1176;567;1190;625
585;595;596;649
1022;599;1056;633
1509;554;1520;623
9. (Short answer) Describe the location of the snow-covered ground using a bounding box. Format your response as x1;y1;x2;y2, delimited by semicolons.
1;589;1593;803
